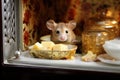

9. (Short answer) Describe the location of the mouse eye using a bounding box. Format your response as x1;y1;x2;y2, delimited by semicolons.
56;30;60;34
65;30;68;33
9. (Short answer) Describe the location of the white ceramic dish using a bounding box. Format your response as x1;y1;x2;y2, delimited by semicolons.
97;54;120;65
103;39;120;60
40;35;51;41
40;35;81;44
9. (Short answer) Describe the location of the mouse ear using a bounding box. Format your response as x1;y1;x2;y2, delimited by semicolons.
68;20;76;30
46;19;57;30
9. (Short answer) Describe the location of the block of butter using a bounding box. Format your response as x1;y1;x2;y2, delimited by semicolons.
81;51;97;62
41;41;55;50
29;41;55;50
52;44;68;51
29;42;43;50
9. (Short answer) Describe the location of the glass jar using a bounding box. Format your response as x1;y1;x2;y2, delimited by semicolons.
82;5;119;55
82;30;109;55
84;7;119;40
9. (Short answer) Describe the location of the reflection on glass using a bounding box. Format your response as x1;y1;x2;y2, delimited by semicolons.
82;30;109;55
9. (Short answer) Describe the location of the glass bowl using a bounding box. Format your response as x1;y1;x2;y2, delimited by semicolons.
29;44;77;60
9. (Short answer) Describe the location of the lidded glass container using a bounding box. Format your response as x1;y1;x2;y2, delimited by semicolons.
82;5;119;55
85;14;119;40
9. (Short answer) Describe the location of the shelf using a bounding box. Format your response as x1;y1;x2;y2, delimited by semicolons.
5;51;120;74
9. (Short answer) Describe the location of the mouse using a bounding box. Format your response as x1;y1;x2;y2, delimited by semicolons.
46;19;77;44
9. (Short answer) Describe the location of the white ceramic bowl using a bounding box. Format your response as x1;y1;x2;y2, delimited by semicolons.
103;39;120;60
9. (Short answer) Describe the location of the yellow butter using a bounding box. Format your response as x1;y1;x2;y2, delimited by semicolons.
53;44;68;51
41;41;55;50
81;51;97;62
31;42;43;50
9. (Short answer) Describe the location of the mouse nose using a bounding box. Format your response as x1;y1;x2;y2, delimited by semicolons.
60;35;67;41
61;37;65;40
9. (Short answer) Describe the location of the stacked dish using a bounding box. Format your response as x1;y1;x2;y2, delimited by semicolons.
103;38;120;60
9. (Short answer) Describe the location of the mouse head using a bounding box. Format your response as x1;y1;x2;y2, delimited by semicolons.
46;19;76;42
